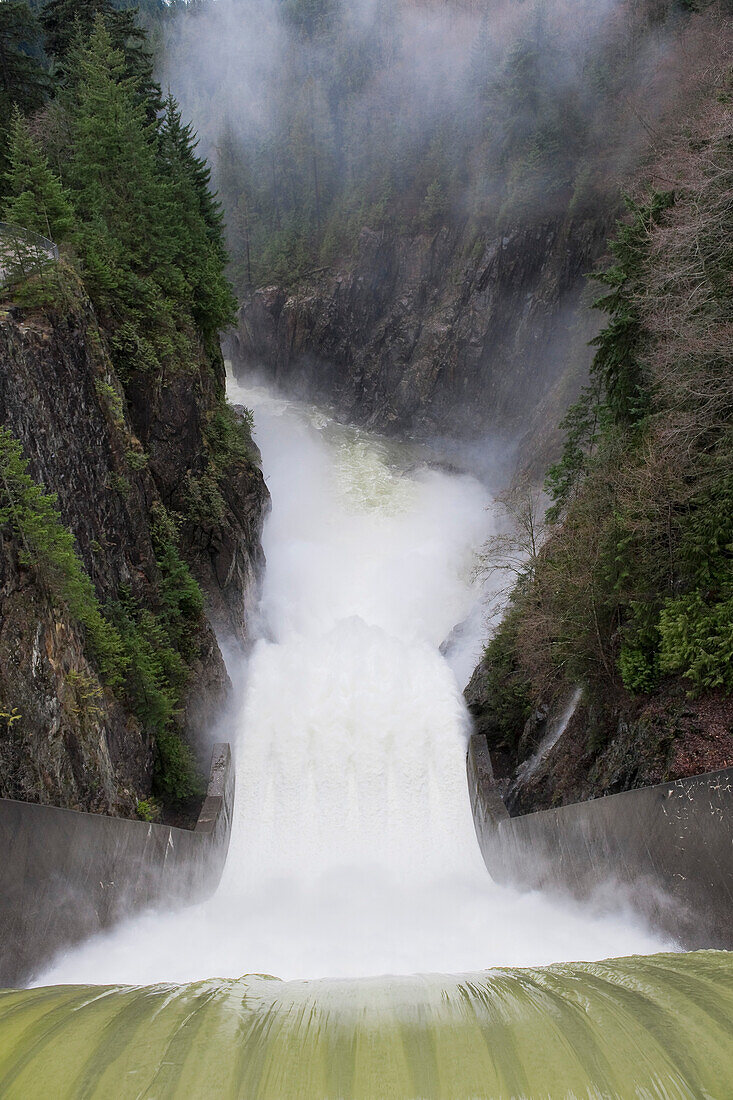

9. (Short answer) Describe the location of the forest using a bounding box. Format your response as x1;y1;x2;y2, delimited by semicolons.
157;0;707;289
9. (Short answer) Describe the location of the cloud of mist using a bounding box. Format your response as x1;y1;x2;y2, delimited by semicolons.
157;0;698;288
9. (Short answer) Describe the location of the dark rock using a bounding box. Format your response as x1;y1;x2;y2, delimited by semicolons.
0;293;268;815
231;215;610;468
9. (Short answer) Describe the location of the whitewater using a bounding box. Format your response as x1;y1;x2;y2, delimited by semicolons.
38;377;666;986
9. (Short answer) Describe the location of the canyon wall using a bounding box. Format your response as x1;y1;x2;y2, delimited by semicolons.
0;285;268;816
231;213;609;470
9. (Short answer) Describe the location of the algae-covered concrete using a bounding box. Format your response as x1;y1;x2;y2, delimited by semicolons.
0;743;234;988
468;733;733;949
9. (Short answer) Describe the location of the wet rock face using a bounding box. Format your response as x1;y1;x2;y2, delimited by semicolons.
0;300;268;815
0;535;151;815
466;652;733;815
231;216;608;454
124;348;269;647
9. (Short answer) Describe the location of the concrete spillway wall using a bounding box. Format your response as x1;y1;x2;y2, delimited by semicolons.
467;734;733;950
0;742;234;988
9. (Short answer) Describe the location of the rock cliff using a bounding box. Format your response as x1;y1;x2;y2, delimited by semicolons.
231;214;610;468
0;282;268;816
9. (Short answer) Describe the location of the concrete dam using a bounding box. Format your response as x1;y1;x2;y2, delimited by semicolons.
1;379;731;1097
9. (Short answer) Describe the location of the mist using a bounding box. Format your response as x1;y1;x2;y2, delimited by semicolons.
157;0;694;291
37;377;667;987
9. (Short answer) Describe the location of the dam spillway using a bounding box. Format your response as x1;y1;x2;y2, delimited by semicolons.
1;955;732;1098
32;378;665;986
2;380;731;1095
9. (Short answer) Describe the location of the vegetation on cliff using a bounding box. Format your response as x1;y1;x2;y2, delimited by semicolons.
0;2;257;812
473;65;732;797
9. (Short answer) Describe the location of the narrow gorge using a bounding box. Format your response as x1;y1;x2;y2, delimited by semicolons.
0;0;731;1096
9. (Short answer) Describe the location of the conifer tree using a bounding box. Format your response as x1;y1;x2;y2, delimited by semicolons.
0;1;49;114
41;0;160;111
63;18;183;370
3;106;76;242
0;1;50;192
159;94;235;338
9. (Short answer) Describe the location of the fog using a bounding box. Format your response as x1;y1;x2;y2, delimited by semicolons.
157;0;693;289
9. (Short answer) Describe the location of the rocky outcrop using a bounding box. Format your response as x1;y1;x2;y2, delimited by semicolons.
466;659;733;814
0;534;150;815
124;347;268;647
231;214;609;460
0;286;268;815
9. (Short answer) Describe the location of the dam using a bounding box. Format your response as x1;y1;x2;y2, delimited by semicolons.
1;379;731;1096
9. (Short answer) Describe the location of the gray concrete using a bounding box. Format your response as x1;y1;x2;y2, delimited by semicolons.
0;743;234;988
467;734;733;950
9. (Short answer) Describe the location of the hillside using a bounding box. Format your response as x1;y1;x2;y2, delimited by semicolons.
467;56;732;809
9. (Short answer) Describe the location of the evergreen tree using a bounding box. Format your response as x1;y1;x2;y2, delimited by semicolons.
159;94;235;338
3;106;76;242
0;1;49;114
0;0;50;194
40;0;160;111
589;191;675;427
63;17;184;371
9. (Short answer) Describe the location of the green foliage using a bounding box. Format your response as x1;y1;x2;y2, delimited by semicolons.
659;591;733;692
479;611;532;749
546;192;674;520
150;504;204;662
0;427;203;806
495;90;733;725
159;94;235;339
0;425;125;682
545;382;603;521
618;644;658;695
0;1;50;186
589;191;674;427
3;106;77;241
61;19;189;375
125;448;148;470
40;0;161;109
135;797;160;822
94;377;125;425
184;469;227;528
206;403;255;468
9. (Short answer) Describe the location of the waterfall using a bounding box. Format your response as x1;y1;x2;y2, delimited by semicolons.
36;379;664;986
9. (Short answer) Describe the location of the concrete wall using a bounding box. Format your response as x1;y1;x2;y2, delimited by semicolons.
0;742;234;988
467;734;733;950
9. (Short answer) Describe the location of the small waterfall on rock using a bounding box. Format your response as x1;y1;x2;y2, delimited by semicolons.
37;379;664;986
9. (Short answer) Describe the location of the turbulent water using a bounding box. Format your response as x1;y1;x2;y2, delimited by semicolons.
36;379;665;986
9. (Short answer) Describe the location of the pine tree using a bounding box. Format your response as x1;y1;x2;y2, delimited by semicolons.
63;18;184;371
0;1;49;114
3;106;76;242
159;94;235;338
0;0;50;193
41;0;161;112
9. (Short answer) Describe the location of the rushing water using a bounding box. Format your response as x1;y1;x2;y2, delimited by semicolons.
8;380;733;1097
37;379;665;987
3;953;733;1098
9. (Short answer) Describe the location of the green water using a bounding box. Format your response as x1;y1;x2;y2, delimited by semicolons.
1;952;731;1098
